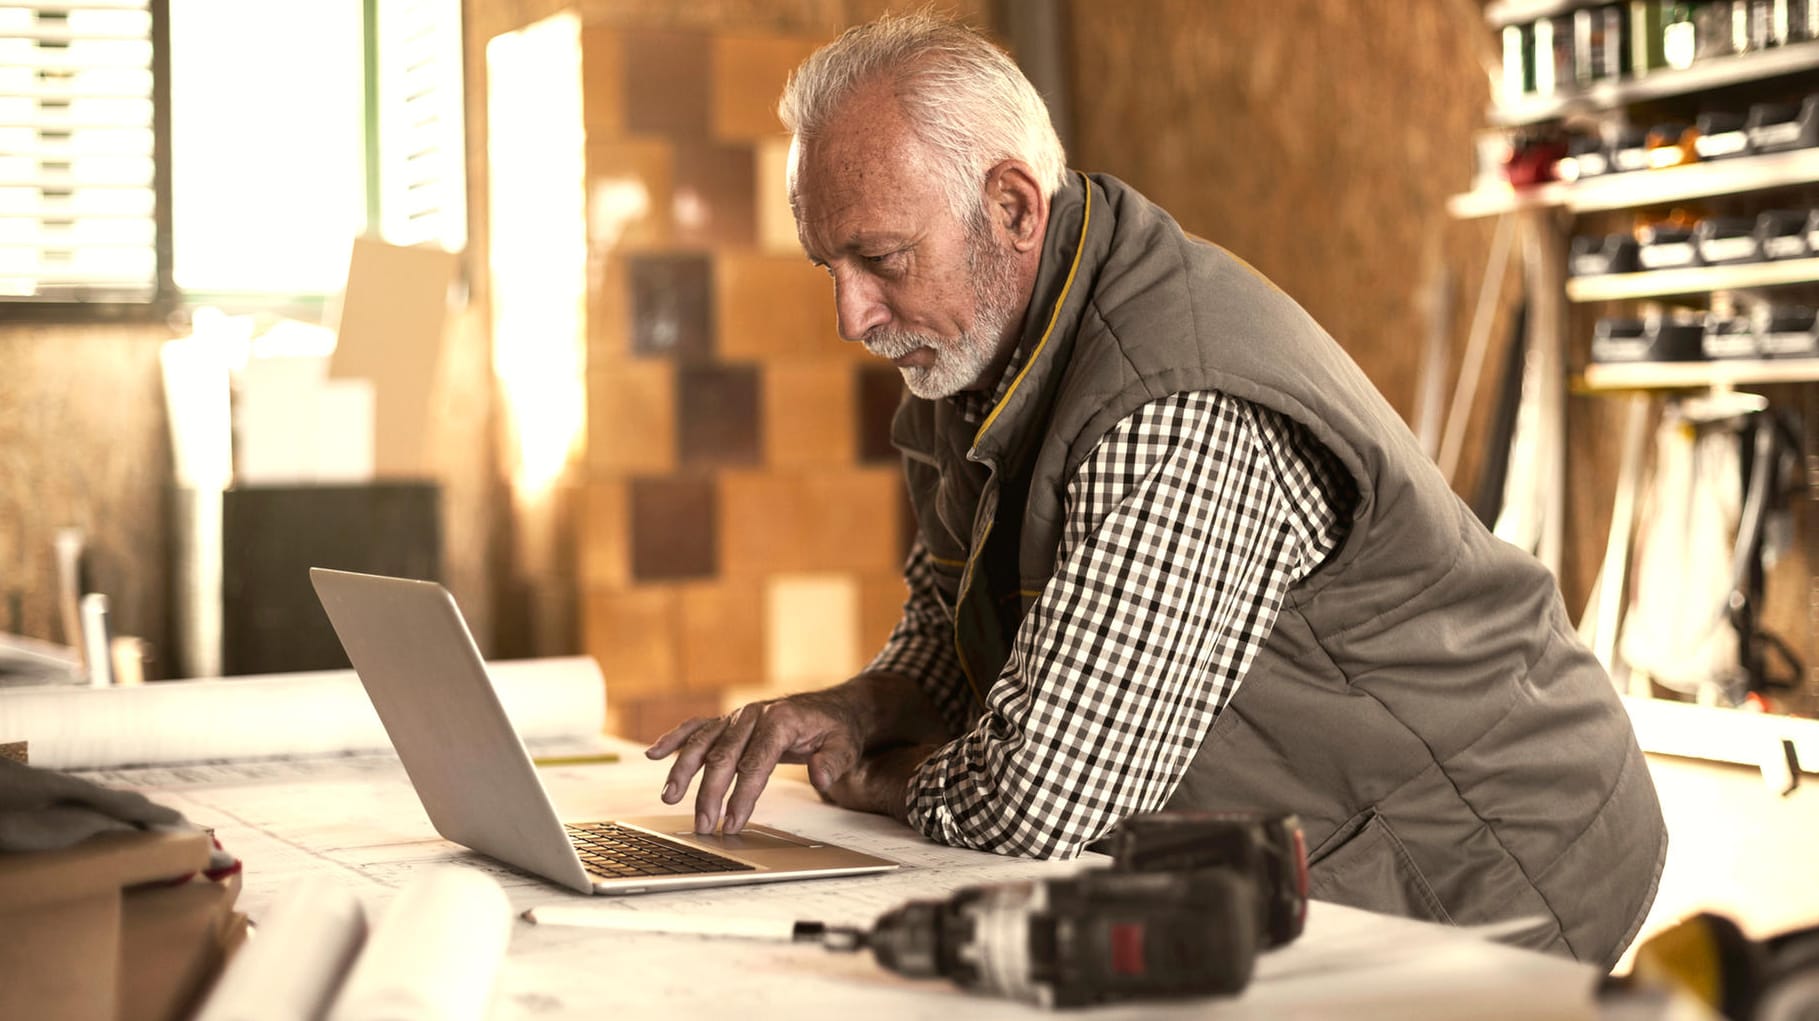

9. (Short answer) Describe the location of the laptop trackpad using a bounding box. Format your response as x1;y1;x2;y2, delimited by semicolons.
674;829;819;852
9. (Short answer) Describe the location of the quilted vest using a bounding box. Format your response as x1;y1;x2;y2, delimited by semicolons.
891;172;1665;969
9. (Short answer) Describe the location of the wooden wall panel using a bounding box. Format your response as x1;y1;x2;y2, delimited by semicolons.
0;324;173;662
1065;0;1509;494
558;13;940;740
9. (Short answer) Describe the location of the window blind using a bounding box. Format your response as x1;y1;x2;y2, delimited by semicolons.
0;0;160;303
375;0;464;253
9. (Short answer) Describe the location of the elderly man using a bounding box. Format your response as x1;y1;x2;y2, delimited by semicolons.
647;13;1664;967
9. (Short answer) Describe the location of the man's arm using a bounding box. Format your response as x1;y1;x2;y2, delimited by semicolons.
903;390;1352;858
644;540;968;833
798;542;983;821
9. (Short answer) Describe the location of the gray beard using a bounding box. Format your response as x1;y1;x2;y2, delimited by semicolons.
864;226;1022;400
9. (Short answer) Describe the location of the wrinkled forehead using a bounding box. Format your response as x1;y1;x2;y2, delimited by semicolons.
786;123;947;243
785;82;931;215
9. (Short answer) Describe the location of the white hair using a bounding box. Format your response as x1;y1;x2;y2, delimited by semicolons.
777;11;1068;223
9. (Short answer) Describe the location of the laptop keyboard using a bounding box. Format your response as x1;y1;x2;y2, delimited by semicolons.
565;822;756;879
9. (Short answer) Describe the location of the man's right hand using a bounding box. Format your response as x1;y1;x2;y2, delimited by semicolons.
644;687;869;836
644;671;952;835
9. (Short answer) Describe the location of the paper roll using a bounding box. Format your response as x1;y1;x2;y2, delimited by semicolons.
194;875;368;1021
0;656;604;769
326;868;513;1021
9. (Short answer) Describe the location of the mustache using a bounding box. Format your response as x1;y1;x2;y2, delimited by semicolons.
863;329;937;360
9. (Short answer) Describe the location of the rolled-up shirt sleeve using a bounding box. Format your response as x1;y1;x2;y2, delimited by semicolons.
904;390;1353;858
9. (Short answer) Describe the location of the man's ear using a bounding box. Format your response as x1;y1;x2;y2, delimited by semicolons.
983;160;1047;254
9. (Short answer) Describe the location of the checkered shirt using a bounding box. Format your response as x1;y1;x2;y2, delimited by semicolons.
866;386;1356;858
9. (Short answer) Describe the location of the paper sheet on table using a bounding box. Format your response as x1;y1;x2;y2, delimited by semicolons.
194;875;368;1021
0;657;604;769
327;867;512;1021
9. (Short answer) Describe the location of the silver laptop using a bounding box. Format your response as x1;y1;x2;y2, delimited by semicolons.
309;567;899;895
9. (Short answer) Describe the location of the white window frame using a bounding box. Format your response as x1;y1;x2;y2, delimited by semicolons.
2;0;466;320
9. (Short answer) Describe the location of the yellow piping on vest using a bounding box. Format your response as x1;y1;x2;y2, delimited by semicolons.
973;174;1093;447
952;175;1093;706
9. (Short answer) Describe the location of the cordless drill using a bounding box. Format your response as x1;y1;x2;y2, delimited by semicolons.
816;812;1307;1008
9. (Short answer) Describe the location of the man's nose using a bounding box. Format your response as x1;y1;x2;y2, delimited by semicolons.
833;273;890;342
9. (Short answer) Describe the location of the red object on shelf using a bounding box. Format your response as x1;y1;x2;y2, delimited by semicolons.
1505;137;1569;187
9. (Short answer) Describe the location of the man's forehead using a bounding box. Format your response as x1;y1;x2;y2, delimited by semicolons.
789;136;939;246
786;82;919;198
788;129;914;198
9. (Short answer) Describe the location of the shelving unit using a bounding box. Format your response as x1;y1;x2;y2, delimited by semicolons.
1449;147;1819;219
1581;356;1819;390
1566;257;1819;301
1492;40;1819;126
1455;10;1819;775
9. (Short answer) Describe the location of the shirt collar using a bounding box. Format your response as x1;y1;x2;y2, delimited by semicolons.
950;336;1031;425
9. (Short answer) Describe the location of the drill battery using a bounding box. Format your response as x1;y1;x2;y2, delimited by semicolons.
1103;811;1309;948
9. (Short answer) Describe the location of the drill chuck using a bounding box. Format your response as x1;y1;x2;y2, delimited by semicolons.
862;900;947;980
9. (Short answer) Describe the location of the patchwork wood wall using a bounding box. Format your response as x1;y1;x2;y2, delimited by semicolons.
575;26;913;740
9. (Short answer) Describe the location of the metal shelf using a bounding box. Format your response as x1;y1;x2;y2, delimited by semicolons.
1447;180;1573;219
1448;147;1819;219
1484;0;1603;30
1581;357;1819;390
1624;695;1819;774
1492;41;1819;127
1567;257;1819;301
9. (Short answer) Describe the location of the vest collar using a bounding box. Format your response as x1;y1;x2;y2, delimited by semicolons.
965;171;1103;472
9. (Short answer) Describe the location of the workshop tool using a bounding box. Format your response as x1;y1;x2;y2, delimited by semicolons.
816;866;1264;1008
815;812;1309;1008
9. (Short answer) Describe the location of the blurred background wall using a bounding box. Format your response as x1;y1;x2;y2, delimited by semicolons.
1;1;1516;736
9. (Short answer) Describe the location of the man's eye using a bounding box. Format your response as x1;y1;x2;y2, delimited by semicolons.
865;250;902;267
